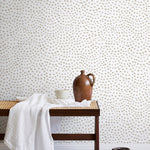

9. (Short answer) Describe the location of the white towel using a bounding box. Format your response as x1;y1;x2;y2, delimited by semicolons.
4;93;91;150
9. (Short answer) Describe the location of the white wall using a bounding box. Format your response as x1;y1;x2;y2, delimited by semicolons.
0;0;149;145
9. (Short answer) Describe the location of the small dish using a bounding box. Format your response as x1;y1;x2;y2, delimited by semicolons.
16;97;27;101
55;89;69;99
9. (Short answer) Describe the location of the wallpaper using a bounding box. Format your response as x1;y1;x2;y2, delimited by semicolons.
0;0;150;144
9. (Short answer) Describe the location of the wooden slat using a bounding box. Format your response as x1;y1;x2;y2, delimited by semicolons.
51;134;95;140
0;133;95;141
0;109;100;116
50;109;100;116
0;134;5;140
0;109;9;116
95;116;99;150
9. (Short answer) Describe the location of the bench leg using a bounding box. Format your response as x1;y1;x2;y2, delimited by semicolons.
95;116;99;150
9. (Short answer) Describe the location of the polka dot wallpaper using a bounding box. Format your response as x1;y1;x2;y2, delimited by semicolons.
0;0;150;144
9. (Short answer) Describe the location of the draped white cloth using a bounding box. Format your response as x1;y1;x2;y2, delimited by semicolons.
4;93;91;150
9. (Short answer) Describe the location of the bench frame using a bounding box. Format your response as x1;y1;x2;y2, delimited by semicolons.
0;101;100;150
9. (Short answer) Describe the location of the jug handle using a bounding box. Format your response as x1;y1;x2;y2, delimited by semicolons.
87;73;95;86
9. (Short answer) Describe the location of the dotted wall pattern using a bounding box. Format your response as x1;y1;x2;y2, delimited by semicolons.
0;0;150;144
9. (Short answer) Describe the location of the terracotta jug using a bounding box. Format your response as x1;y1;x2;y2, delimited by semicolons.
73;70;95;102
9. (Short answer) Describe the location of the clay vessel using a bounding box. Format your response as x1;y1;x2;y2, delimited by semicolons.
73;70;95;102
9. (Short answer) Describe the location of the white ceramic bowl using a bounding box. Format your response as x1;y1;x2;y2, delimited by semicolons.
55;89;69;99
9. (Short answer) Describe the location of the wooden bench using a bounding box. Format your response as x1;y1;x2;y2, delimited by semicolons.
0;100;100;150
